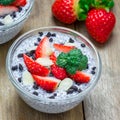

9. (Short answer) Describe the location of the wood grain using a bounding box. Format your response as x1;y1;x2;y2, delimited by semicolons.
0;0;120;120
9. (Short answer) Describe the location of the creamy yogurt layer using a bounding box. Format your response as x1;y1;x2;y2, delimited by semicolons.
10;31;97;100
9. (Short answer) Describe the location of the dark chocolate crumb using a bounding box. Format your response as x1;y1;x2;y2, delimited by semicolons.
53;93;57;97
69;38;74;43
49;72;53;77
11;65;18;71
46;32;51;37
38;32;43;36
67;89;74;94
37;38;41;42
51;33;56;37
46;91;53;93
0;21;4;26
17;53;23;58
32;54;36;60
49;38;53;42
70;86;78;91
18;7;22;12
18;78;22;83
78;89;82;93
81;43;86;47
34;43;39;46
92;67;96;70
11;12;16;18
19;64;23;71
33;91;38;96
29;50;35;56
33;83;39;90
91;71;96;75
49;95;55;99
25;52;31;57
86;64;89;69
76;82;81;86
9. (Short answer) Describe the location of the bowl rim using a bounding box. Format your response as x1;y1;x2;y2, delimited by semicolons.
0;0;34;31
6;26;102;103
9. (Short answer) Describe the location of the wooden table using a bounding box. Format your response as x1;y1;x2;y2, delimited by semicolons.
0;0;120;120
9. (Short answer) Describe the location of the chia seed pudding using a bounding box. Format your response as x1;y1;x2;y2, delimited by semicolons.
6;27;101;113
0;0;34;44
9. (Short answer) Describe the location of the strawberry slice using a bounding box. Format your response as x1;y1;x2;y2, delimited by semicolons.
51;64;67;80
35;37;53;59
12;0;27;6
69;71;90;83
23;54;50;76
0;5;18;16
53;44;75;53
49;52;57;63
32;75;60;92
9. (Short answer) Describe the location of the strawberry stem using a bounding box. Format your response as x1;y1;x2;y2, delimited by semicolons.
76;0;114;21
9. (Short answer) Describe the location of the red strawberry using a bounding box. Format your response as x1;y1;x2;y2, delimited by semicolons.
32;75;60;92
23;54;50;76
0;5;18;16
52;0;78;24
35;37;52;59
86;9;116;43
12;0;27;6
49;52;57;63
69;71;90;83
53;44;75;53
51;64;67;80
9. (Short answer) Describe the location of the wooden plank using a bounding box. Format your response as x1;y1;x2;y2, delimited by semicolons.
0;0;84;120
76;0;120;120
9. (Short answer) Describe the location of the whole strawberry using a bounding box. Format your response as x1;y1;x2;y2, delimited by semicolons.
52;0;91;24
86;9;116;43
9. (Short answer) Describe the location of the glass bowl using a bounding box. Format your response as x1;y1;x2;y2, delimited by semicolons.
0;0;34;44
6;26;101;113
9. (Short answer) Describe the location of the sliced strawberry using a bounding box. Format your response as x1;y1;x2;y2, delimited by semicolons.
69;71;90;83
23;54;50;76
53;44;75;53
32;75;60;92
35;37;53;59
0;5;18;16
51;64;67;80
49;52;57;63
12;0;27;6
